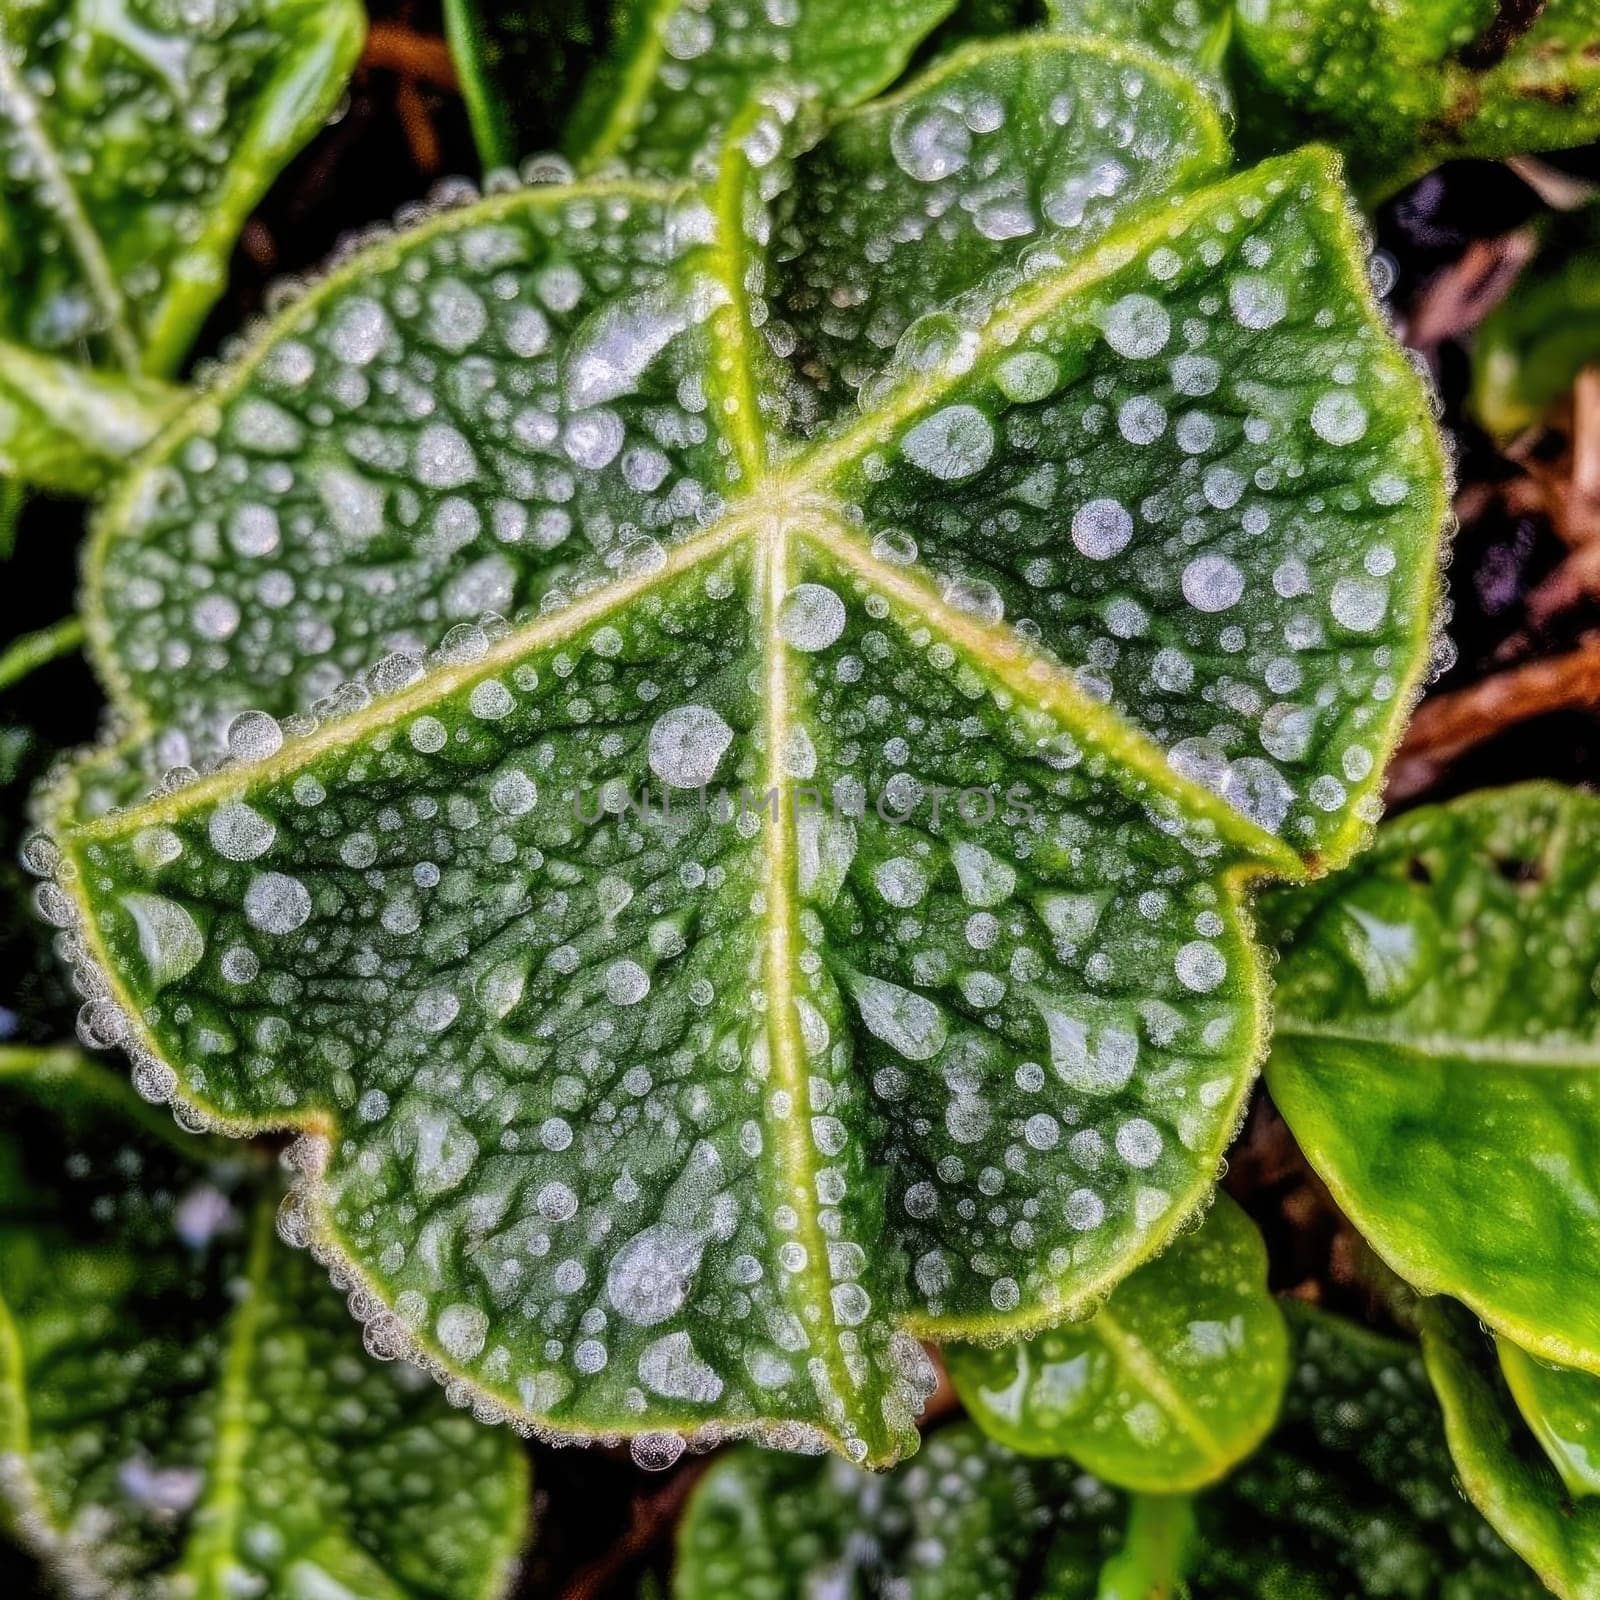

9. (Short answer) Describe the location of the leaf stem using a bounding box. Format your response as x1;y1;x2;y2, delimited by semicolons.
0;616;84;693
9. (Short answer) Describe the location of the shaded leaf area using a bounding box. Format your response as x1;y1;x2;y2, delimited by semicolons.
1264;783;1600;1371
565;0;956;177
442;0;611;174
42;36;1445;1466
1472;204;1600;440
0;1046;529;1600
672;1305;1543;1597
0;0;364;378
1041;0;1600;198
0;0;363;499
946;1191;1288;1492
1420;1299;1600;1600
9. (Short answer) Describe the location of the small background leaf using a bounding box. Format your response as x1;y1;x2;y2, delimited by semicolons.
565;0;957;175
946;1191;1288;1492
1472;205;1600;441
672;1304;1544;1596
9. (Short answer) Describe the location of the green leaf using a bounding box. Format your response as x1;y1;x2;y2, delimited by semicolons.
1420;1298;1600;1600
0;0;365;380
1232;0;1600;196
1045;0;1233;78
565;0;957;176
50;40;1445;1466
443;0;610;175
672;1420;1153;1598
771;35;1231;409
1472;207;1600;441
672;1306;1544;1597
946;1191;1288;1492
1265;782;1600;1374
1187;1305;1547;1598
1499;1335;1600;1501
0;339;182;494
0;1045;529;1600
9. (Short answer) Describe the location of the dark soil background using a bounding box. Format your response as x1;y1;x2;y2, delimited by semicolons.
4;5;1600;1595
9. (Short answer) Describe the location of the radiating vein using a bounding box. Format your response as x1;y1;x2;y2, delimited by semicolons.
802;508;1304;875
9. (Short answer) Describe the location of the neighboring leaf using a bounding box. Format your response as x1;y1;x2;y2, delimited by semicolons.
1420;1298;1600;1600
1232;0;1600;195
0;341;182;494
1472;207;1600;440
1045;0;1233;78
443;0;610;174
1187;1304;1546;1598
0;0;365;380
565;0;957;176
672;1420;1160;1599
673;1306;1544;1597
0;1045;529;1600
51;41;1445;1465
1499;1334;1600;1500
946;1191;1287;1491
1265;783;1600;1373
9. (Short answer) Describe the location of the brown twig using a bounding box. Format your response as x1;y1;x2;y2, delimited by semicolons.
1389;632;1600;797
394;77;443;175
361;21;458;89
557;1462;709;1600
1402;230;1537;349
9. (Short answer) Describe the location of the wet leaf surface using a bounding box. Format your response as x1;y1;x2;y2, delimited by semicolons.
0;1047;529;1600
38;34;1447;1467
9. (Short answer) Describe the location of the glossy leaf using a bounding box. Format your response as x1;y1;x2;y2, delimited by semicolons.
565;0;956;176
673;1306;1543;1597
0;0;365;380
1266;783;1600;1373
1472;208;1600;440
50;41;1444;1466
1232;0;1600;195
1499;1335;1600;1500
1420;1299;1600;1600
0;340;182;494
946;1191;1288;1491
443;0;609;174
0;1046;529;1600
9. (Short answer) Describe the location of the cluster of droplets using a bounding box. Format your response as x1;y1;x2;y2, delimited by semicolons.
775;37;1229;406
834;155;1438;854
0;0;338;360
44;17;1454;1476
100;177;743;748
